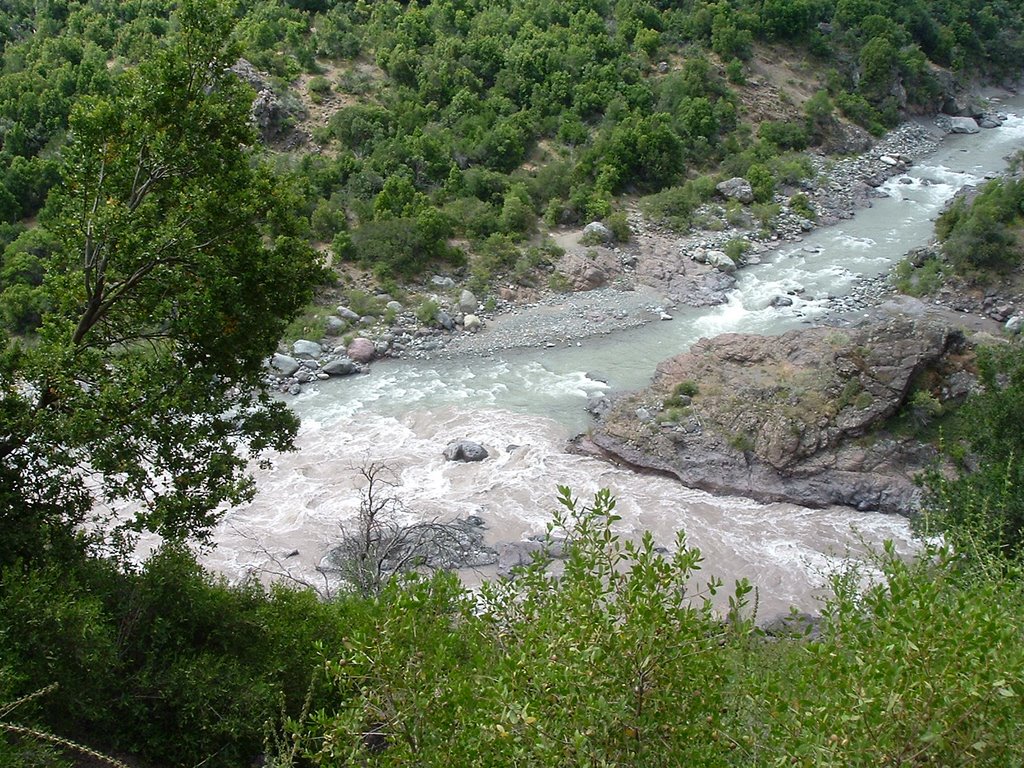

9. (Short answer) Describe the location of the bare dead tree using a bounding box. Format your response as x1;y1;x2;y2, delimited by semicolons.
244;461;494;600
324;461;491;598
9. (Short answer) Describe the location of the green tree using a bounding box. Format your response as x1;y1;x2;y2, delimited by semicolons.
918;344;1024;560
0;0;320;568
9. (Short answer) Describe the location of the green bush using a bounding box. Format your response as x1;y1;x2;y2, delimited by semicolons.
640;176;717;231
746;163;776;203
788;192;816;220
415;297;439;325
724;237;749;263
605;211;632;242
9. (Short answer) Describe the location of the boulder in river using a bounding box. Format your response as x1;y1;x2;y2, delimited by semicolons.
949;116;980;134
583;308;978;513
443;439;489;462
322;357;360;376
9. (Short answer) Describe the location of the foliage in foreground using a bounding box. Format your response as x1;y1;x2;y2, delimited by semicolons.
2;481;1023;767
5;349;1024;768
0;0;321;571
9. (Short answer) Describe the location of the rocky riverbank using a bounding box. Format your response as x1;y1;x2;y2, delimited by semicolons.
264;102;1016;393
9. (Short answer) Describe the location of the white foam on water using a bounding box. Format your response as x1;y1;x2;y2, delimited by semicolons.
200;404;917;618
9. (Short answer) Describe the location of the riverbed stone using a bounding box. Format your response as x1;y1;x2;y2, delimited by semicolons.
443;439;489;462
325;316;346;335
347;337;376;363
322;357;359;376
949;116;980;134
1006;315;1024;334
291;339;323;359
705;250;737;274
458;289;478;314
270;353;300;377
336;305;360;322
464;313;482;332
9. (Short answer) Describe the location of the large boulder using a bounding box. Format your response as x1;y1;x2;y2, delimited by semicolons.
443;439;489;462
269;353;300;377
292;339;323;359
458;289;478;314
704;250;737;275
716;177;754;204
346;337;376;364
322;357;360;376
582;221;614;244
336;305;361;322
585;308;974;513
949;116;980;134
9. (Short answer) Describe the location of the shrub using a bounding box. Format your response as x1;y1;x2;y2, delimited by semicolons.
415;298;439;325
724;237;750;263
788;192;816;220
746;163;776;203
606;211;632;242
758;121;808;151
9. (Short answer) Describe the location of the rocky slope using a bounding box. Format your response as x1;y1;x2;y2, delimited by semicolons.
577;300;1001;514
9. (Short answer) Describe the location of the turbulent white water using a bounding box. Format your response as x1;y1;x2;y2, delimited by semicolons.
204;102;1024;619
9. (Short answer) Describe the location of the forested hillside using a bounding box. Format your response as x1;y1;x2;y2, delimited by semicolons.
3;0;1024;324
3;1;1024;766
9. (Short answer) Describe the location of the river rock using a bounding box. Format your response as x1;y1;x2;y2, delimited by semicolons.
336;305;360;322
347;337;376;363
322;357;359;376
769;295;794;308
1006;315;1024;334
270;353;300;377
436;310;455;330
291;339;323;359
716;177;754;204
443;440;489;462
583;221;614;244
464;313;482;332
948;116;980;134
325;316;347;335
585;310;973;513
459;289;477;314
705;250;737;274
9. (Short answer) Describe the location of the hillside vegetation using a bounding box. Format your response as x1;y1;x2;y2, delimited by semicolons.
3;0;1024;330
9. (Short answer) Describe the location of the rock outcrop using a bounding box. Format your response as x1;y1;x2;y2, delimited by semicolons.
581;311;983;513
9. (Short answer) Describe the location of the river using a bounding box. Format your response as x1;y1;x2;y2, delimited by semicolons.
203;102;1024;618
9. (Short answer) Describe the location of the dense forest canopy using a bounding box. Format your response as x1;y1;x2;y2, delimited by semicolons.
2;0;1023;305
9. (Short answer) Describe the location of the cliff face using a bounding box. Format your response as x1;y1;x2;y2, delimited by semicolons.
583;311;987;513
